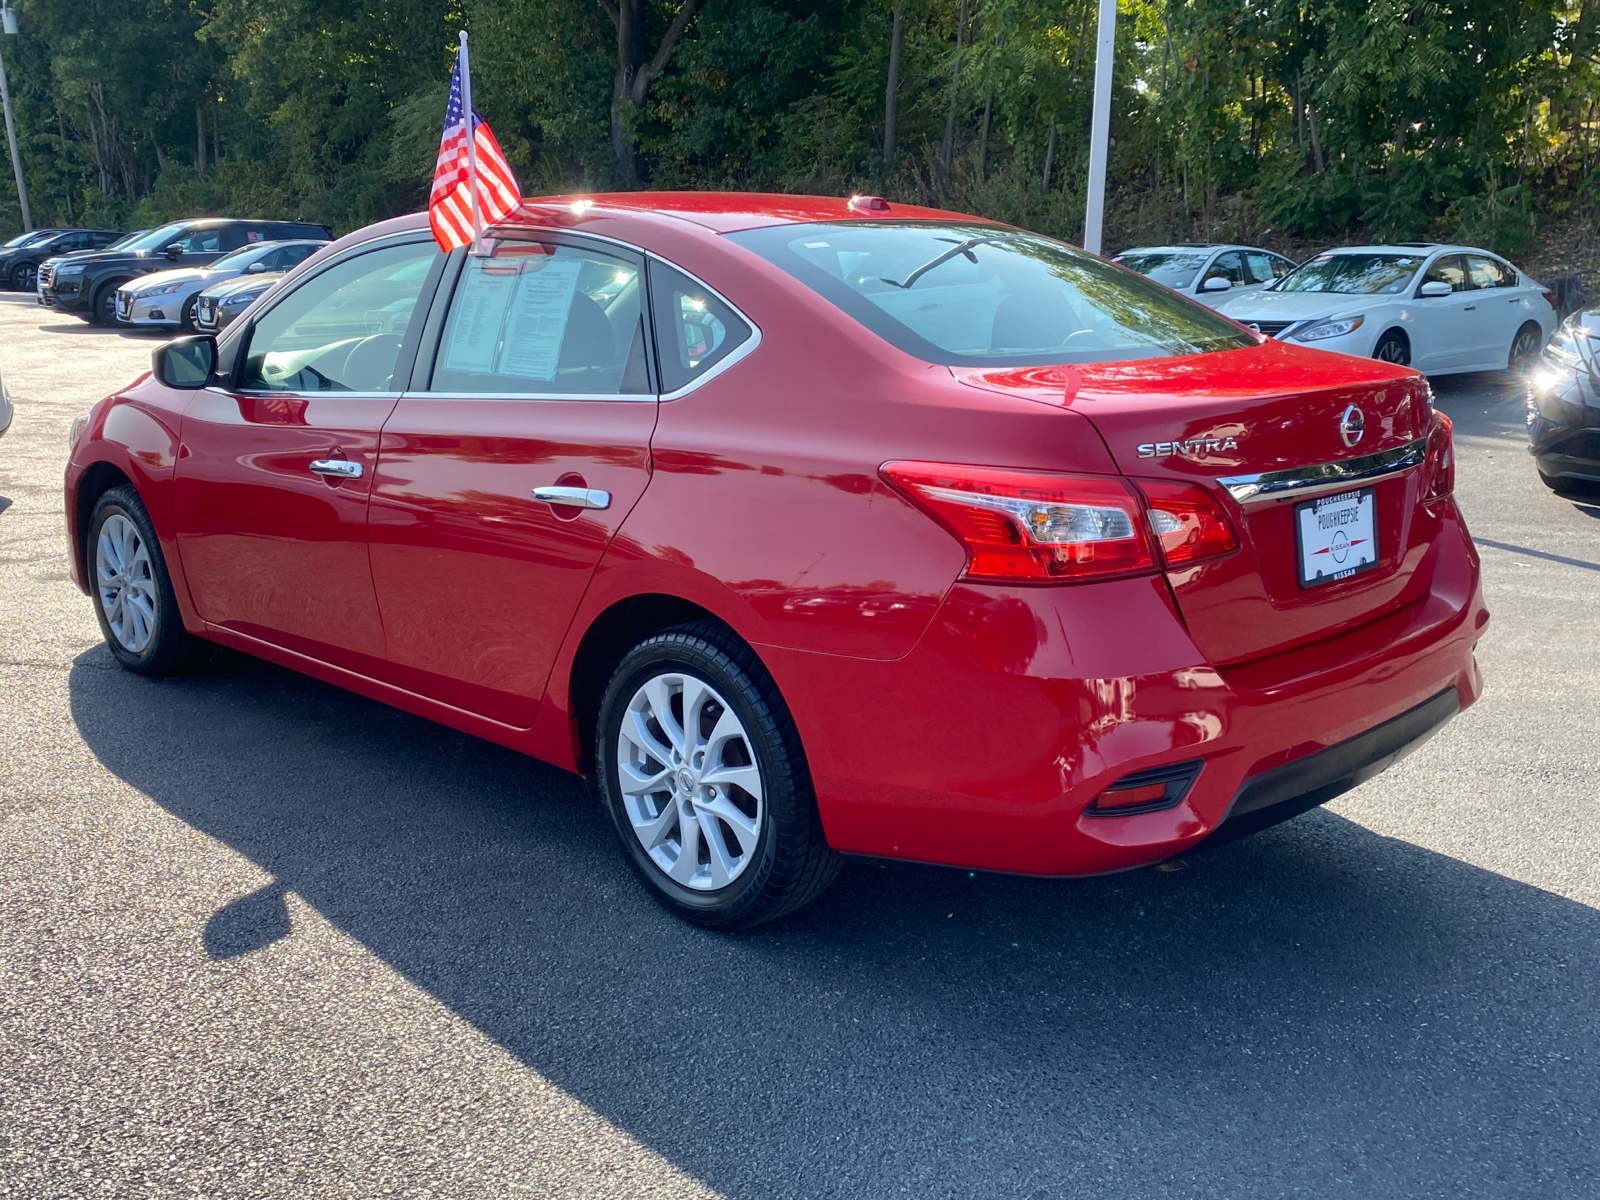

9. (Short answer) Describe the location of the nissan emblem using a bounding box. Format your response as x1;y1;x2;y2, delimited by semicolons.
1339;404;1365;448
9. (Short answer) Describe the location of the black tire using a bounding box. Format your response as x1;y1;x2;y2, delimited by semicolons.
10;262;34;292
1509;322;1544;371
594;621;840;929
86;485;206;676
93;282;123;327
1373;329;1410;366
179;295;199;332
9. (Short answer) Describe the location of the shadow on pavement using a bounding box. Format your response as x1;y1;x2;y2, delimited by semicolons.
69;646;1600;1198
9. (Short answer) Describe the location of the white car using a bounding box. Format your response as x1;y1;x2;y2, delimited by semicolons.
1113;243;1298;308
1214;243;1557;374
114;239;327;330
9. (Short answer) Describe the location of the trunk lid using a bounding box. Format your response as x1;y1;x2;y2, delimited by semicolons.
954;340;1436;665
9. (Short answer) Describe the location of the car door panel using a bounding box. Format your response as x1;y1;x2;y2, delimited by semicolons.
1464;254;1527;368
366;237;657;727
1409;255;1481;371
173;237;444;670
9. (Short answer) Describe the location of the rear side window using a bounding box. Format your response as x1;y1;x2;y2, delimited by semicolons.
729;221;1253;366
649;260;752;392
1467;255;1515;289
430;242;648;396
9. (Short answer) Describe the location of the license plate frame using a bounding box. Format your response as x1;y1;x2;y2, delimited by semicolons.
1294;487;1378;587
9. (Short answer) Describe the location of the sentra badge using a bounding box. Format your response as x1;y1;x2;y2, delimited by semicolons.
1136;435;1240;459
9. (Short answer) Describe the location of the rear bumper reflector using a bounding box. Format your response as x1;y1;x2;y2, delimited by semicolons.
1088;758;1203;815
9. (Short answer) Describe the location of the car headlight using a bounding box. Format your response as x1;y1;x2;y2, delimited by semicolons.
1289;315;1365;342
68;410;90;449
136;280;187;298
55;264;84;279
221;290;263;308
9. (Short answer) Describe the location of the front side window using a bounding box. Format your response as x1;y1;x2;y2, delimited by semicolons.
210;244;273;272
1204;251;1247;288
430;242;648;395
1421;255;1468;293
1111;250;1207;290
1467;255;1515;289
649;260;752;392
730;221;1254;366
1276;253;1422;295
238;241;437;393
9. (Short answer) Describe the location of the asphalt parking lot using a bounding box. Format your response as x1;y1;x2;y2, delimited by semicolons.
1;289;1597;1199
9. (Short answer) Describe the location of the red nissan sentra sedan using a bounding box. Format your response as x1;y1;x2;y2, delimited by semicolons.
65;193;1486;927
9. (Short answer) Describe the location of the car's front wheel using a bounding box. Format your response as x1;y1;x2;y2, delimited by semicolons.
93;283;122;327
1373;329;1410;365
88;485;205;675
180;295;199;332
595;622;840;929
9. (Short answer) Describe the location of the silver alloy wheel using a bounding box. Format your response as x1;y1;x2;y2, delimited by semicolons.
1510;325;1542;369
1374;335;1408;364
616;671;765;890
95;513;158;654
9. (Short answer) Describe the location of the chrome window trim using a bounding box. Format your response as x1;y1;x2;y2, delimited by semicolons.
647;252;762;401
211;388;402;400
1217;436;1428;505
418;391;657;403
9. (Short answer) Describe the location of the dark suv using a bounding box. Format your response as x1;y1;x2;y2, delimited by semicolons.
40;217;333;325
0;228;121;292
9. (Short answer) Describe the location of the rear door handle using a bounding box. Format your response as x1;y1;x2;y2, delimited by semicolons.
309;458;363;479
1463;305;1476;311
532;485;611;510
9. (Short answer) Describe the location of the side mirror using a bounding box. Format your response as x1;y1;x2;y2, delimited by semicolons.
165;243;184;260
1418;280;1453;298
154;335;217;389
1201;275;1233;292
245;261;267;274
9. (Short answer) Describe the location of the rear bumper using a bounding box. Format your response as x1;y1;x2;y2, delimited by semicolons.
766;500;1486;876
1192;685;1458;852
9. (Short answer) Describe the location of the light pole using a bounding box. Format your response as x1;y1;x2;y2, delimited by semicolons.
1081;0;1115;255
0;2;32;233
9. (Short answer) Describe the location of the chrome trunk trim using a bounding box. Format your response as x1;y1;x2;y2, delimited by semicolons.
1216;436;1427;505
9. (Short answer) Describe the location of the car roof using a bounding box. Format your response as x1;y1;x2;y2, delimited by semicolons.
1309;243;1503;258
1115;243;1287;256
508;191;991;234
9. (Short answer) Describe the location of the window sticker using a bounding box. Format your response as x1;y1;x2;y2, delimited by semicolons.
440;265;518;374
247;231;263;242
499;258;584;381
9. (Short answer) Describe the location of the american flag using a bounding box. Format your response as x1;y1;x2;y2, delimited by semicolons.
429;45;520;252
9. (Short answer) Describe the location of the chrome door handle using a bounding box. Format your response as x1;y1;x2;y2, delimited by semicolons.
309;458;363;479
532;485;611;510
1463;305;1476;311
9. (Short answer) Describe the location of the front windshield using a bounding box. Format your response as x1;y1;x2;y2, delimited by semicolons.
1275;253;1422;295
4;231;42;248
729;222;1255;366
109;230;149;250
120;223;193;253
210;244;270;271
1114;251;1208;289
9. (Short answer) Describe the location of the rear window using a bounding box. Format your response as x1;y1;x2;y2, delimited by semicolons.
728;222;1254;367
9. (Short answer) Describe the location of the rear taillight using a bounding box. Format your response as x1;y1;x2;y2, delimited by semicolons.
1420;411;1454;503
1133;479;1240;565
882;462;1155;583
1541;289;1557;310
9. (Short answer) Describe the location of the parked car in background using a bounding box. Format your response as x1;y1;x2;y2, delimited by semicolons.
1527;308;1600;492
194;267;290;332
1;228;70;251
37;231;150;302
1113;243;1297;308
1214;244;1556;374
39;218;333;326
66;196;1483;927
0;228;121;292
118;239;327;331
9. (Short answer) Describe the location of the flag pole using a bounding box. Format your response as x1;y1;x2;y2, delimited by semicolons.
458;29;485;255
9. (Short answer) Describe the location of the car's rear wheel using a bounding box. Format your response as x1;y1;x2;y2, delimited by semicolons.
1373;329;1410;365
1509;322;1544;371
10;263;34;292
594;621;840;929
88;486;205;675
